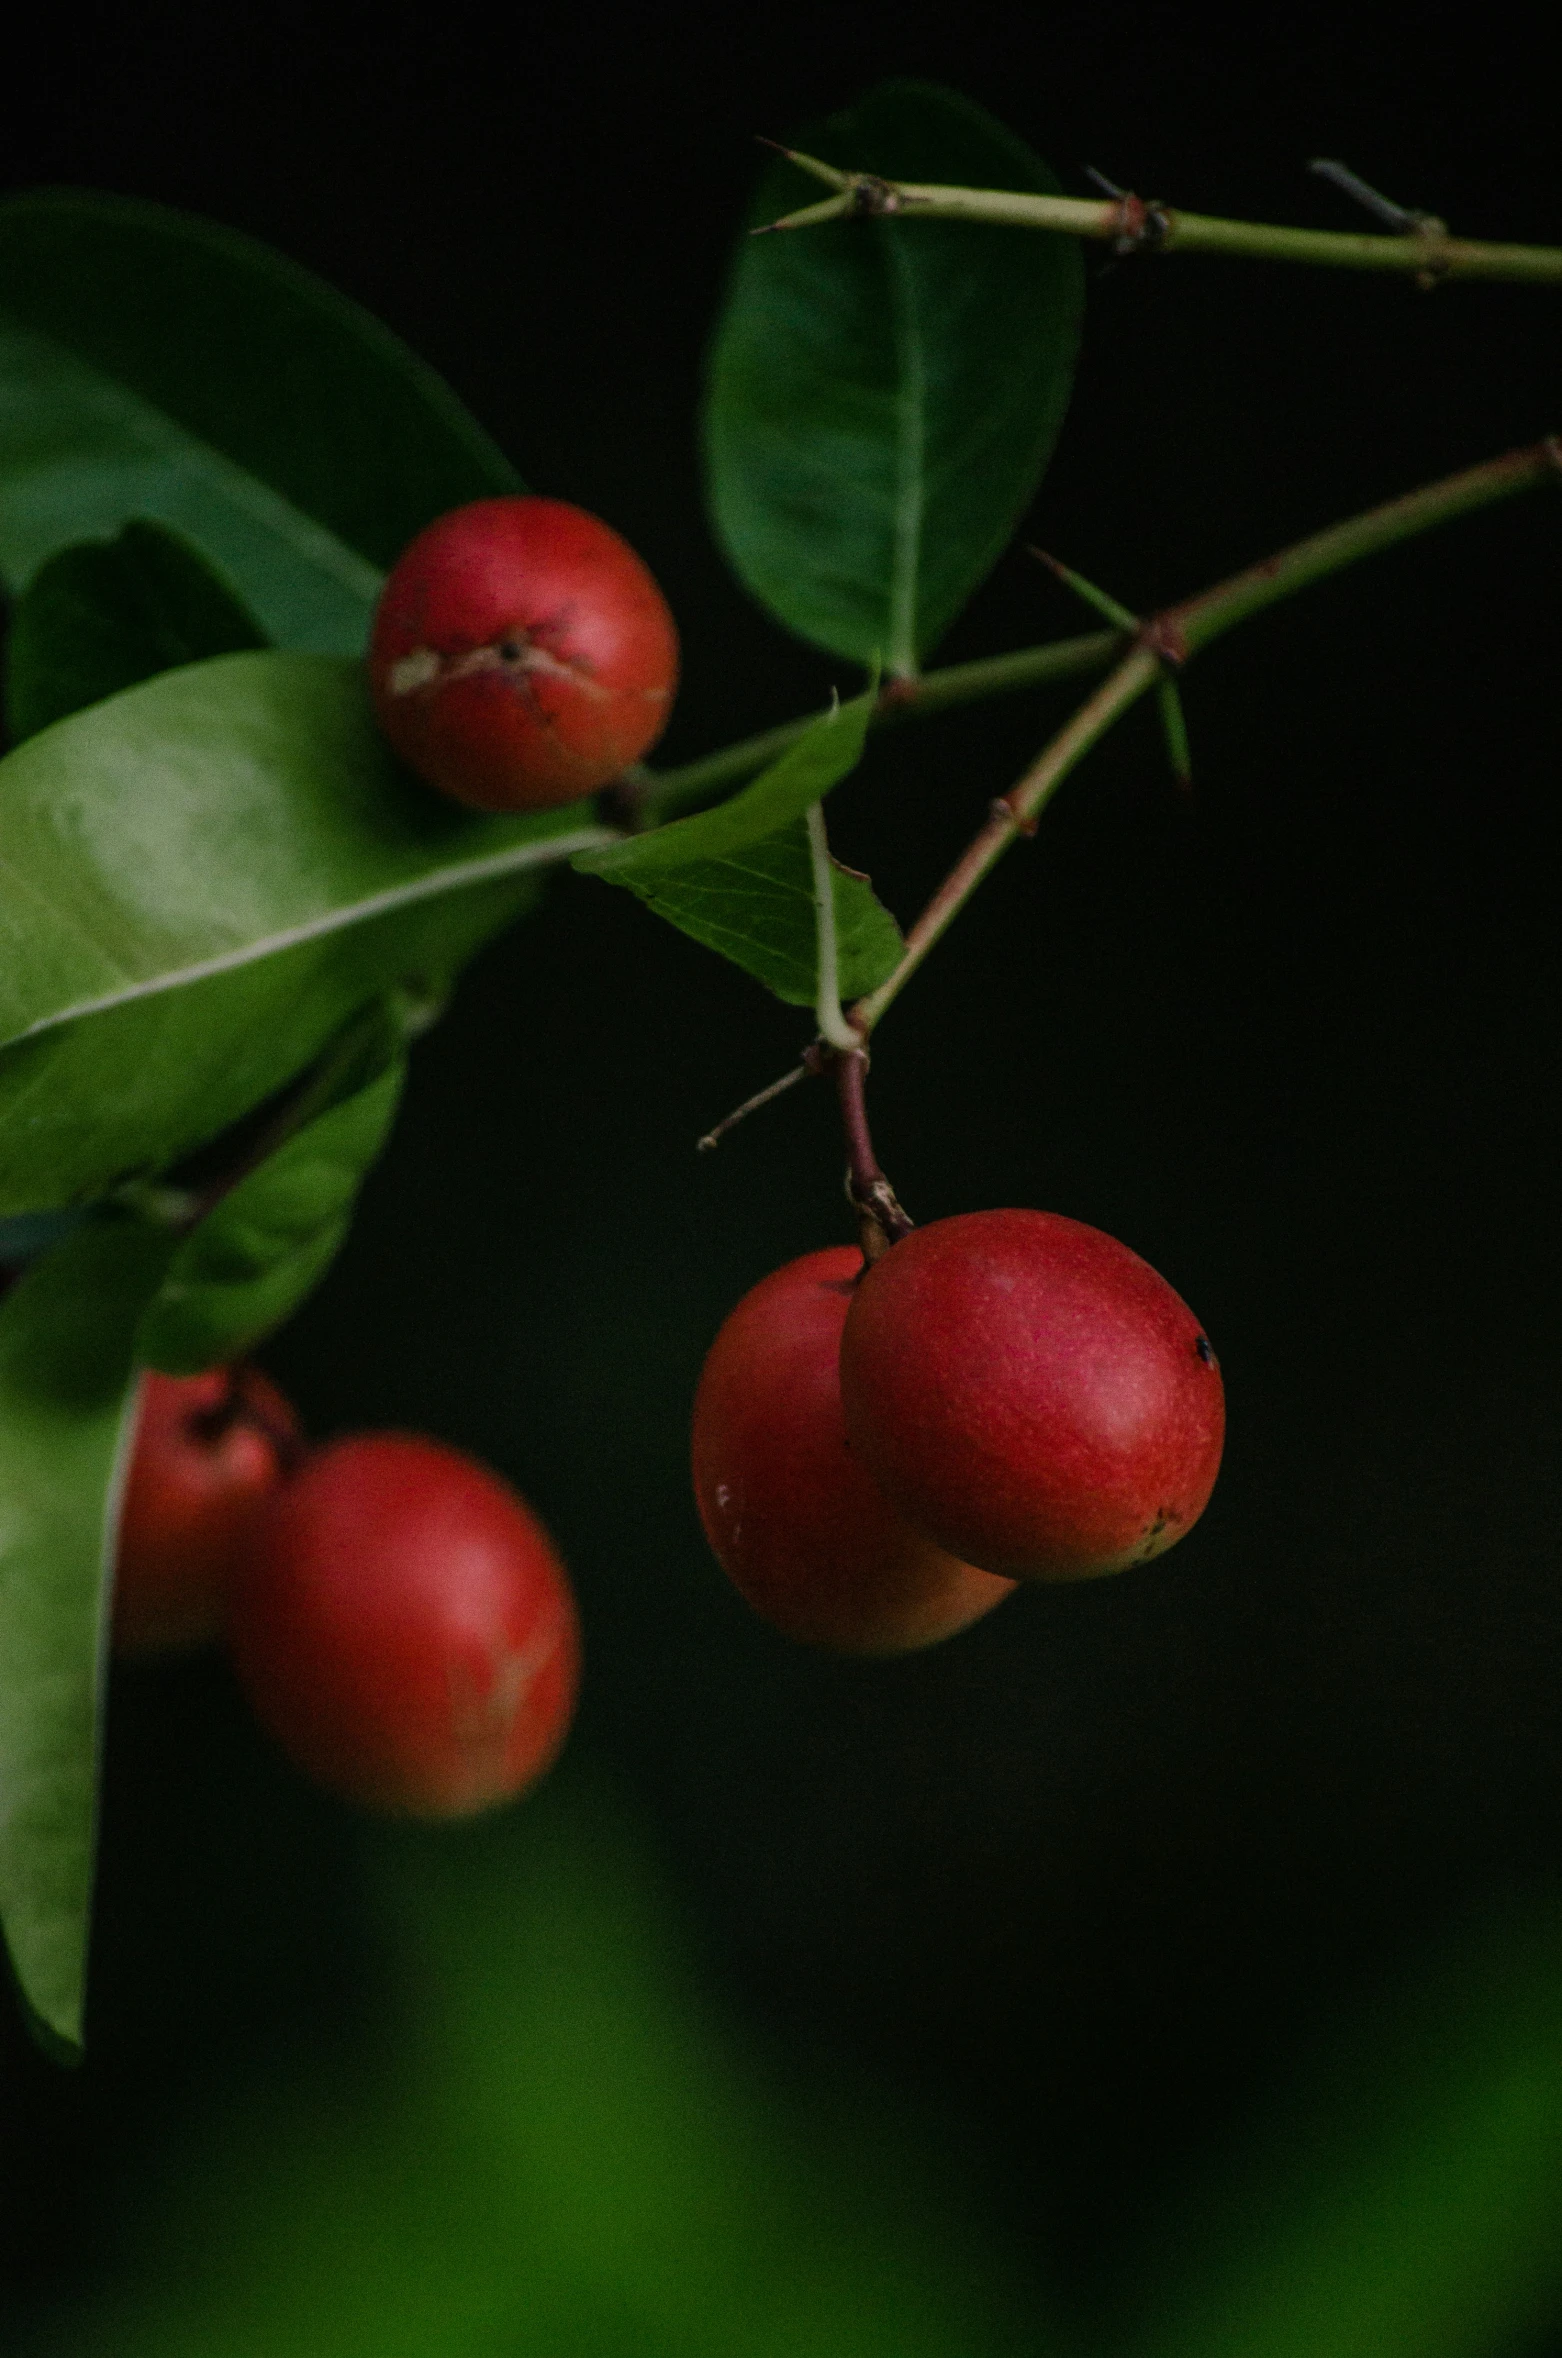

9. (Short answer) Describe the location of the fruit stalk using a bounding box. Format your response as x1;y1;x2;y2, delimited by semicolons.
834;1049;912;1261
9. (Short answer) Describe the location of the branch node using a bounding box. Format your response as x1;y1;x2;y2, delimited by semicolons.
1138;613;1191;669
848;172;903;218
994;795;1038;838
1100;189;1172;256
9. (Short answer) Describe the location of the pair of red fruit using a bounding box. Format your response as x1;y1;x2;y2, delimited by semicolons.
693;1211;1226;1655
116;1376;580;1819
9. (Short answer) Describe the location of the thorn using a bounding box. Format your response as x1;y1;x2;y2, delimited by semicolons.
1156;675;1193;795
1308;158;1442;237
697;1058;816;1151
749;192;854;237
1084;165;1130;200
757;140;851;192
1027;547;1139;633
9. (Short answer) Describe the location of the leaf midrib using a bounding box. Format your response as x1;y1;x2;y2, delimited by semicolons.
1;826;615;1051
883;230;928;681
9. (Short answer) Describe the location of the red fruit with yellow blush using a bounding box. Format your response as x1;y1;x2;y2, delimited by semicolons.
692;1246;1015;1654
840;1209;1225;1583
368;495;678;812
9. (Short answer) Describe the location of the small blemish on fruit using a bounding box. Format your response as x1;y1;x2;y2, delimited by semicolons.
388;646;442;695
715;1484;731;1510
1195;1334;1215;1365
1140;1505;1180;1554
498;638;523;662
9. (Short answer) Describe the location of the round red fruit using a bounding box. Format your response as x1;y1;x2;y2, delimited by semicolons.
114;1365;301;1658
228;1433;580;1818
367;495;679;812
839;1209;1225;1583
692;1246;1016;1654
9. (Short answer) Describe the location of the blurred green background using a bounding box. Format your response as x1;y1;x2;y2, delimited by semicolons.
5;3;1562;2351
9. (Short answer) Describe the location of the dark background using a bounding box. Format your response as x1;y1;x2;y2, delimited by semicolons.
4;0;1561;2336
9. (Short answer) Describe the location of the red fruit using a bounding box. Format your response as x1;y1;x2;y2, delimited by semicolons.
367;495;679;811
228;1434;580;1818
839;1210;1225;1583
692;1247;1015;1654
114;1365;301;1658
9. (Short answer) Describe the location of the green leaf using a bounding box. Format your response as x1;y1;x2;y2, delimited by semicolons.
138;1023;407;1376
0;189;520;652
582;681;879;877
0;1216;177;2049
704;80;1085;673
597;825;903;1007
575;685;902;1004
5;519;267;742
0;651;610;1213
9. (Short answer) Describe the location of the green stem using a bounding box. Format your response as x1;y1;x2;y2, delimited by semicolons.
642;629;1119;817
851;435;1562;1034
1164;440;1562;655
762;167;1562;287
805;803;860;1052
851;646;1161;1032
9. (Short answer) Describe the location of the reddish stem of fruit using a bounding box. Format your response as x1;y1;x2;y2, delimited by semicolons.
833;1050;913;1263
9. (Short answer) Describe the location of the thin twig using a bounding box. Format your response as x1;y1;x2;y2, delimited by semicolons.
851;435;1562;1036
755;157;1562;285
642;630;1119;819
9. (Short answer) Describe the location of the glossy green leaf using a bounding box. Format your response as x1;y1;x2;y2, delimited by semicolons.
5;518;267;742
595;824;902;1007
705;81;1085;673
575;685;902;1004
0;1216;176;2049
0;188;520;651
0;651;612;1213
138;1028;406;1376
582;681;878;877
